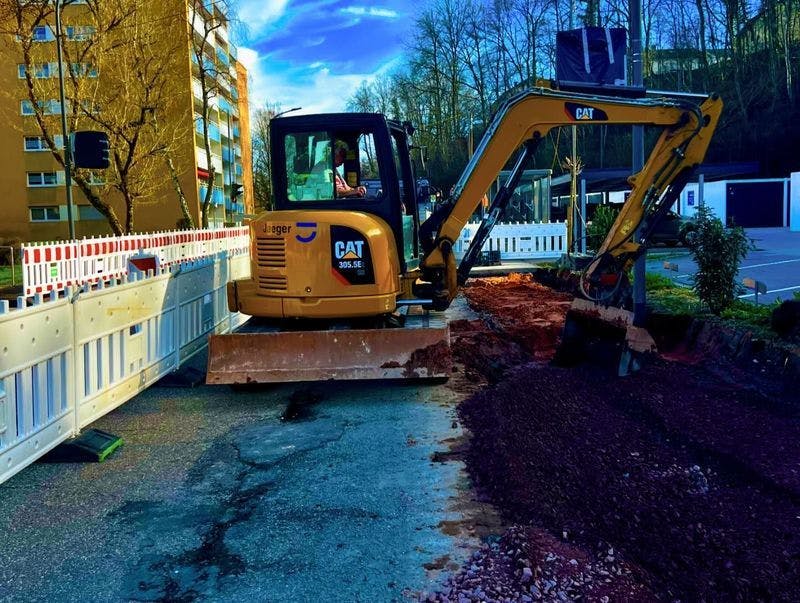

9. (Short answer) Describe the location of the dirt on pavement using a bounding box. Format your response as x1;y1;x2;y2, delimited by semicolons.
431;273;800;602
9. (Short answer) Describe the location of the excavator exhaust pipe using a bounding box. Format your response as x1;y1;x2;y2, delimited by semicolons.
207;323;451;384
554;298;657;376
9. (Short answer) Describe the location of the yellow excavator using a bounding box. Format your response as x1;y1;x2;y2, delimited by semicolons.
207;85;722;383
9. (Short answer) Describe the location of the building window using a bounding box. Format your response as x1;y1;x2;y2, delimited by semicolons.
27;172;59;187
24;135;62;151
30;206;60;222
19;63;56;78
65;25;95;41
86;172;105;186
35;63;52;78
32;26;52;42
21;99;62;115
71;63;98;78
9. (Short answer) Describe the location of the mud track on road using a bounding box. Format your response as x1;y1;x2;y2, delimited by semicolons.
433;274;800;601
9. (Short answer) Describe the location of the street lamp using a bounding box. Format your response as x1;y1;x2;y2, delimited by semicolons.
54;0;76;240
273;106;302;119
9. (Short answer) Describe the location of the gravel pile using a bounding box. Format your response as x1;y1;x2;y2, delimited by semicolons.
422;526;654;602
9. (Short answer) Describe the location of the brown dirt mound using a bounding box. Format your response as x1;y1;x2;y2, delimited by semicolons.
462;274;573;360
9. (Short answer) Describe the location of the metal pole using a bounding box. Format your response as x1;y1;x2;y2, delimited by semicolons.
580;177;587;254
226;111;233;224
698;172;705;208
631;0;646;326
570;125;577;254
55;0;76;240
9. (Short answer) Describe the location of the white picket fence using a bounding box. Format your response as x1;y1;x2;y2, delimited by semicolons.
21;227;250;296
453;221;567;259
1;229;251;485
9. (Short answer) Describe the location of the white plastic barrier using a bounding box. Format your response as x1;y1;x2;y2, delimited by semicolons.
21;242;80;295
21;226;250;296
453;221;567;260
0;245;250;485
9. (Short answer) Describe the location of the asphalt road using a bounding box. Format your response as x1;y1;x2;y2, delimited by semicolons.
0;352;479;602
646;227;800;305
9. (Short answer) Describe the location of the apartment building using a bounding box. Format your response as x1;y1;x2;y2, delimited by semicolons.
0;0;253;244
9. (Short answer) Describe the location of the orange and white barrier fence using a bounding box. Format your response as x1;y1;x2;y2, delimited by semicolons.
22;226;250;296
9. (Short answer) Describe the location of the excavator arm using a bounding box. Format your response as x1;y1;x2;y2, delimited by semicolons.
418;86;723;307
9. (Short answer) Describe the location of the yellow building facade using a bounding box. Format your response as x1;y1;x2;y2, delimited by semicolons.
0;0;253;244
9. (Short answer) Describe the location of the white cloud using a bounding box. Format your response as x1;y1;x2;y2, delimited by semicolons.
239;46;401;116
236;47;259;72
236;0;289;37
340;6;398;18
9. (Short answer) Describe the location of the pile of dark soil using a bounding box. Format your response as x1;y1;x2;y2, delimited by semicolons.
442;274;800;601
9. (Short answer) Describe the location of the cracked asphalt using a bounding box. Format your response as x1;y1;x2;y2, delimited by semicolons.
0;353;473;602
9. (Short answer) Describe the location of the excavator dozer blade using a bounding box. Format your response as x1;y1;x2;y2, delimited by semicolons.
554;298;657;376
206;325;451;384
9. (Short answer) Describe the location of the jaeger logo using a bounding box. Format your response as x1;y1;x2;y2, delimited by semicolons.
334;240;365;259
565;102;608;122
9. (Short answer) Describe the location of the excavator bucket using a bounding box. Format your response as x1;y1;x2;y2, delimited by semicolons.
554;298;657;376
206;318;451;384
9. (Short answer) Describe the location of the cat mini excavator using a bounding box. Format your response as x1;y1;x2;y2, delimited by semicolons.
206;86;722;384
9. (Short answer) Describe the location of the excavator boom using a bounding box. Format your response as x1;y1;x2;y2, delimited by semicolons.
418;86;722;307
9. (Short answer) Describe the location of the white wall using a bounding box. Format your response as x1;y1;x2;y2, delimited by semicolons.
677;180;727;221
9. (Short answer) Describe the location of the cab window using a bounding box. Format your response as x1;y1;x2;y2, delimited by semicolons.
285;131;335;201
283;130;383;202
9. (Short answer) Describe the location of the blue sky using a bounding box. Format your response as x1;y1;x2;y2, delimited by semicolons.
235;0;415;114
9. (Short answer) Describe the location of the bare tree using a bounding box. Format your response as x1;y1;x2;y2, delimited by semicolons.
0;0;196;235
251;102;281;211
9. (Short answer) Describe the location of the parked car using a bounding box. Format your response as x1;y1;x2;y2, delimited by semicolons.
649;210;695;247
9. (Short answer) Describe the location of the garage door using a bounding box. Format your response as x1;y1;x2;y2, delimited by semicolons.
726;181;784;227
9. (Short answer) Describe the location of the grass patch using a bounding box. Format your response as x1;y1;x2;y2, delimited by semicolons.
0;265;22;288
643;270;788;340
645;272;679;292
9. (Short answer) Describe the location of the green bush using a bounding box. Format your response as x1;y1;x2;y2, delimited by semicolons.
645;272;677;292
683;205;753;315
586;205;619;251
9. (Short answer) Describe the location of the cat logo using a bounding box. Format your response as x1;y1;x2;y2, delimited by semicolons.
565;102;608;122
334;240;365;259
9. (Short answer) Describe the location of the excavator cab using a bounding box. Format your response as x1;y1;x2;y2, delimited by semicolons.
270;114;421;273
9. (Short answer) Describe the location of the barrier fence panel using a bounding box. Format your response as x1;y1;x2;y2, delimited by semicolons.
22;226;251;297
73;272;179;428
0;295;76;484
453;221;567;260
2;230;252;485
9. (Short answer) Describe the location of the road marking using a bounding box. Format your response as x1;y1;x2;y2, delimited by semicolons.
740;258;800;269
739;284;800;299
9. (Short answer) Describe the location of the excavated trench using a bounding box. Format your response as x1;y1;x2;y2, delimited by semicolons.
431;273;800;602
